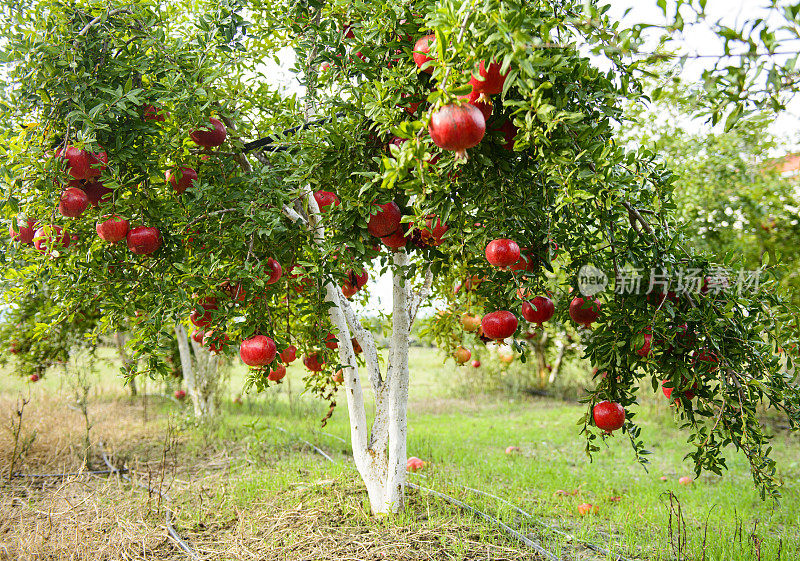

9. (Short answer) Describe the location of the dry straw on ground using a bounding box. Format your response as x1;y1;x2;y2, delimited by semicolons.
0;394;547;560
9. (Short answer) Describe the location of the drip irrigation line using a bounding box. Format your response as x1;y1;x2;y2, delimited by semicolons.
269;425;559;560
405;481;559;561
272;425;335;463
9;469;126;479
98;441;201;561
318;431;347;444
457;484;631;561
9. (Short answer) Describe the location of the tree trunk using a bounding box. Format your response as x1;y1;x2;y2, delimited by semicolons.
325;252;413;514
302;190;420;514
174;324;221;419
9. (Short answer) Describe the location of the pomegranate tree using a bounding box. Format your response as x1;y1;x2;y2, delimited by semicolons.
2;0;797;515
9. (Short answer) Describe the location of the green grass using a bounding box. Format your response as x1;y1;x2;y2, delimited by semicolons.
2;346;798;560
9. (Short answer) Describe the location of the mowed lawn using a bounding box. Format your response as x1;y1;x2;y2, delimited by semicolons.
1;346;798;560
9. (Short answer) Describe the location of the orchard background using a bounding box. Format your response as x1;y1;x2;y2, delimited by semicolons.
1;0;799;559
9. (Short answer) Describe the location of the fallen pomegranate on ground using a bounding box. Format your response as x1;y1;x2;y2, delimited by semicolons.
577;503;599;516
406;457;426;472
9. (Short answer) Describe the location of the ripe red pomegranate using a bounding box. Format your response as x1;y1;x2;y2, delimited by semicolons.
429;103;486;160
204;331;229;353
485;238;521;267
520;296;555;325
592;401;625;433
57;145;108;180
59;187;89;218
406;457;425;472
127;226;162;255
29;374;39;383
481;311;518;340
280;345;297;363
368;201;402;237
459;89;492;121
191;330;205;344
10;218;38;244
264;258;282;284
412;34;436;73
662;378;697;401
33;225;72;253
569;297;600;328
493;119;518;151
189;297;218;328
693;350;719;372
416;215;448;247
647;290;678;307
325;333;339;350
303;352;325;372
381;227;408;250
143;104;166;121
343;268;369;296
96;215;129;243
174;389;186;400
453;346;471;364
636;332;653;357
190;117;227;147
240;335;277;366
342;282;358;298
74;180;112;207
268;364;287;382
468;60;508;100
313;190;340;212
471;360;481;368
166;167;198;194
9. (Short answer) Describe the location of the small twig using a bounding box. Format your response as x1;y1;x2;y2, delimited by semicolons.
98;441;200;560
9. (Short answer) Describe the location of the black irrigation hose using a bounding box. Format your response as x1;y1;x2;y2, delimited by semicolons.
269;425;560;560
98;441;201;561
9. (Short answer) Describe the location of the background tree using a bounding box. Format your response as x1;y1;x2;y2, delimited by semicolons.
0;0;798;515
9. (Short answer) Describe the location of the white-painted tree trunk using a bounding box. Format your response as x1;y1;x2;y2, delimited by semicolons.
301;192;425;514
174;324;222;419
